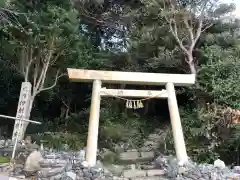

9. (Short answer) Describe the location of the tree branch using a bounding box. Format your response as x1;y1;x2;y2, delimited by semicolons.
163;0;190;56
168;18;189;55
0;8;25;15
183;15;194;44
194;0;209;41
78;5;127;32
191;18;203;51
19;47;26;76
38;59;50;91
33;61;47;95
183;13;197;53
201;22;213;32
25;46;34;82
33;38;55;94
33;59;40;88
165;0;213;61
50;50;63;66
36;72;67;94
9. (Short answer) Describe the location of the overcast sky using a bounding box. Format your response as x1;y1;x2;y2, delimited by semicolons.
222;0;240;17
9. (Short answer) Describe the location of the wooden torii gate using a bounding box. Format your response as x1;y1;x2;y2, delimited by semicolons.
67;68;196;166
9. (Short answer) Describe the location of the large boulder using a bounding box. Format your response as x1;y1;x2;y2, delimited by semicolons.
23;150;44;175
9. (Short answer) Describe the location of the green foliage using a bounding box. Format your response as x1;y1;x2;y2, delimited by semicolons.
169;37;240;164
166;103;240;164
100;150;119;165
198;45;240;108
165;106;220;163
217;128;240;164
1;0;90;67
99;107;152;151
0;0;240;167
181;107;221;163
41;133;86;150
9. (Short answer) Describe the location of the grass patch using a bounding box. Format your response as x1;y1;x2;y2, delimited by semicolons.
0;156;10;164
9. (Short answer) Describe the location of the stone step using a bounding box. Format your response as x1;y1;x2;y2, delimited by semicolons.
146;169;165;176
123;169;165;178
123;170;146;178
140;151;155;159
130;176;168;180
139;164;155;170
143;141;158;145
147;134;162;139
119;151;140;161
119;151;155;164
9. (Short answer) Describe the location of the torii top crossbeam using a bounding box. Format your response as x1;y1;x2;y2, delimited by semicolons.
67;68;196;86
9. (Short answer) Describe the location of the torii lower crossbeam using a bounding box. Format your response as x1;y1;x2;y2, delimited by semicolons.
67;69;196;166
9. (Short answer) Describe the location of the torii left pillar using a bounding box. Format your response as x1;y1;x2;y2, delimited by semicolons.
86;79;102;166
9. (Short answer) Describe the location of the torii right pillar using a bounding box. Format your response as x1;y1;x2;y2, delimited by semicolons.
166;82;188;164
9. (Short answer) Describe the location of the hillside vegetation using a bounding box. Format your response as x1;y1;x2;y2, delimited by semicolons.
0;0;239;165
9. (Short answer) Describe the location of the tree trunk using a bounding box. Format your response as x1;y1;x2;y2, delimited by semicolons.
187;54;197;74
144;100;149;115
65;101;70;119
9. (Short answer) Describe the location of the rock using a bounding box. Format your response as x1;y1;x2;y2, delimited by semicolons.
166;157;179;178
2;140;238;180
76;150;85;162
0;140;6;148
214;159;225;169
37;167;66;178
24;150;44;173
95;160;104;169
15;152;28;164
25;143;39;151
66;171;77;180
45;153;57;159
24;136;32;144
39;159;67;168
0;163;10;173
223;172;240;179
178;166;188;174
233;166;240;173
81;161;89;167
112;177;128;180
154;155;168;169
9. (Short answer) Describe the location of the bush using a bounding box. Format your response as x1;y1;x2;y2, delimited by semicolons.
165;106;220;163
198;45;240;108
41;132;86;150
165;104;239;164
98;107;154;151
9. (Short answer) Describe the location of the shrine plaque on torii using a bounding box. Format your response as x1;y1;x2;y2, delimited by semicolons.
67;68;196;166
